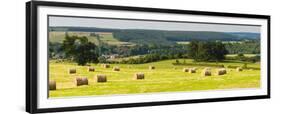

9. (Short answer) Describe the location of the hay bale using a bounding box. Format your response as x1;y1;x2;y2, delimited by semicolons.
102;64;110;68
149;66;155;70
82;78;88;85
216;68;227;75
95;74;107;83
202;70;211;76
75;77;88;86
88;67;95;72
236;67;243;72
183;68;189;72
69;68;76;74
189;68;196;73
113;66;120;71
49;80;56;90
134;73;145;80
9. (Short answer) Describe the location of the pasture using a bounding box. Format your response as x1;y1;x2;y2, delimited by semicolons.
226;54;258;57
49;31;135;46
49;59;260;98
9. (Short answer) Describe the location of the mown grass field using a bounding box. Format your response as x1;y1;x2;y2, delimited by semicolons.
49;31;135;46
226;54;258;57
49;59;260;98
176;41;243;45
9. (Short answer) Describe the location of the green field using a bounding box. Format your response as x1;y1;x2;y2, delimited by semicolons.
49;59;260;98
226;54;258;57
176;41;243;45
49;31;135;46
176;41;190;45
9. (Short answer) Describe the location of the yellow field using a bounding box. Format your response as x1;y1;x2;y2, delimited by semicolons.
49;59;260;98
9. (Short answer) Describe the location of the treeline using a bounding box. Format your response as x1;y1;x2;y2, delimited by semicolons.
50;26;260;46
49;35;260;65
49;35;189;65
115;53;184;64
224;40;260;54
112;30;256;46
118;47;188;64
226;53;260;63
94;44;189;64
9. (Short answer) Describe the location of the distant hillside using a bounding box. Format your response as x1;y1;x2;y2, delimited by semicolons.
227;32;260;39
49;26;260;45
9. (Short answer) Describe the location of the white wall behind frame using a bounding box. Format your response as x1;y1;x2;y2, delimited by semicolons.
0;0;280;114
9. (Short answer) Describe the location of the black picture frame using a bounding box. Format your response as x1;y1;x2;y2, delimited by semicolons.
26;1;270;113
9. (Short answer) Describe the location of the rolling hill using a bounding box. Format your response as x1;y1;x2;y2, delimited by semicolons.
49;26;260;45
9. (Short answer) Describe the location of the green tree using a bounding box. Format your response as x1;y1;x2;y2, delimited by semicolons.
188;41;228;62
62;35;98;65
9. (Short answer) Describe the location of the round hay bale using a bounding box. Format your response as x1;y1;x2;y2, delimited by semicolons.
88;67;95;72
189;68;196;73
75;77;88;86
202;70;211;76
69;68;76;74
134;73;145;80
113;66;120;71
49;80;56;90
236;67;243;72
102;64;110;68
95;74;107;83
216;68;227;75
81;77;88;85
183;68;189;72
149;66;155;70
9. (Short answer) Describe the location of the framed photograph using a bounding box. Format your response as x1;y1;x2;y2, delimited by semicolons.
26;1;270;113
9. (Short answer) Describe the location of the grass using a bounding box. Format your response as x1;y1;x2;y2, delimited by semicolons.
176;41;243;45
107;55;142;62
176;41;190;45
49;31;135;46
49;31;66;43
226;54;258;57
49;59;260;98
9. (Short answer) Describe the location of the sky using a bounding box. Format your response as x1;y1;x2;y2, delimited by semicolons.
49;16;260;33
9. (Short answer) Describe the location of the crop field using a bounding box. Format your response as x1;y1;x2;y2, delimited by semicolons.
49;59;260;98
226;54;258;57
49;31;135;46
176;41;244;45
176;41;190;45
